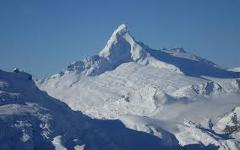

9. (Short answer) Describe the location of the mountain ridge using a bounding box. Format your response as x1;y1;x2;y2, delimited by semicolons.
59;24;240;79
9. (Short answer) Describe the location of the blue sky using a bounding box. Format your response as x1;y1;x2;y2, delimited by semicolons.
0;0;240;77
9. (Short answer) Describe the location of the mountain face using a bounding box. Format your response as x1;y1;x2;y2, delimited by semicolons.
37;24;240;149
0;69;183;150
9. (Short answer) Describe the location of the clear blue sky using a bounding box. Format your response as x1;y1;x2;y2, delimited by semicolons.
0;0;240;77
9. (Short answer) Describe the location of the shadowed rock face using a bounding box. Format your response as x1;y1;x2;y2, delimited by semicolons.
0;69;181;150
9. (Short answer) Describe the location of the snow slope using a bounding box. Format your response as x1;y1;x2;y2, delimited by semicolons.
0;69;181;150
228;67;240;72
38;24;240;149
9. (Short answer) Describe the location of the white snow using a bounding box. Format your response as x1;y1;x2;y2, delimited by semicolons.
52;136;67;150
228;67;240;72
74;145;85;150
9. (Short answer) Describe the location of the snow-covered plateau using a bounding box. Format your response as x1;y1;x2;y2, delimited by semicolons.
1;24;240;150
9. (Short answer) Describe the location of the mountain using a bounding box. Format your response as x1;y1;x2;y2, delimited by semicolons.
65;24;181;76
63;24;239;78
37;24;240;150
0;69;182;150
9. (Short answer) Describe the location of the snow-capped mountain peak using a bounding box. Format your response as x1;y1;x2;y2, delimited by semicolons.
62;24;240;78
110;23;128;36
65;24;183;76
99;24;147;63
